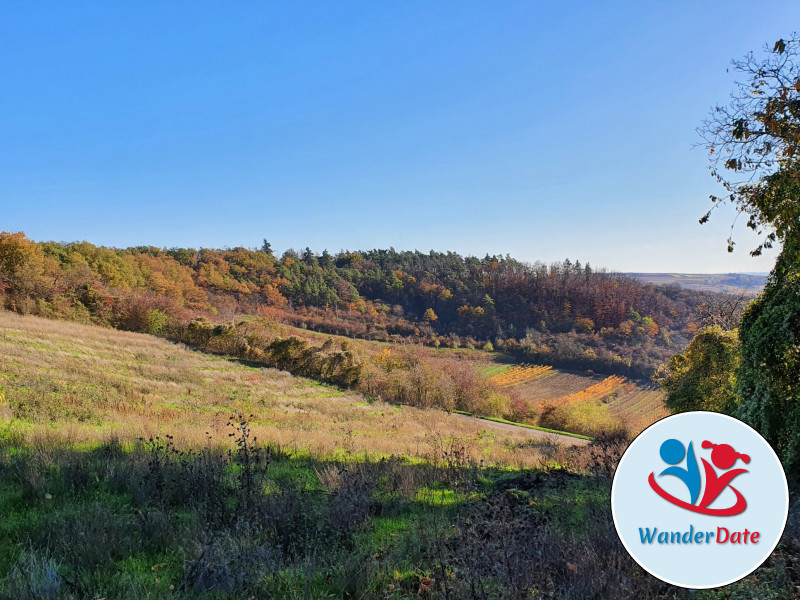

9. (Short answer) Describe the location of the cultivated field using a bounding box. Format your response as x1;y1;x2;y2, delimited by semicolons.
490;363;668;436
489;363;553;387
606;382;669;432
510;369;606;401
0;311;575;466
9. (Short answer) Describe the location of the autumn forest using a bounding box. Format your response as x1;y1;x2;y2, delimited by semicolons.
0;231;720;381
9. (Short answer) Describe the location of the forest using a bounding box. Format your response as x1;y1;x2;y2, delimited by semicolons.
0;232;720;380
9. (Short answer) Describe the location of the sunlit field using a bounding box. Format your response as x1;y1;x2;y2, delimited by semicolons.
0;310;576;467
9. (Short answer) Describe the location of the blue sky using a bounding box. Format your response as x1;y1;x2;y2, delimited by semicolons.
1;1;798;272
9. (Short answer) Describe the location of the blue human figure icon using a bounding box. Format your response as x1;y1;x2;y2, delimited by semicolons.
658;439;701;505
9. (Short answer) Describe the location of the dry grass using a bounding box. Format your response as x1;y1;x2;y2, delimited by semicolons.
0;310;565;466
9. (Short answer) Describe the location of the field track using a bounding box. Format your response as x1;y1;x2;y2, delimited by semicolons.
453;413;590;445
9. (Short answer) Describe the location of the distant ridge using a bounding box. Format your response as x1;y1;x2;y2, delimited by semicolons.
626;273;767;294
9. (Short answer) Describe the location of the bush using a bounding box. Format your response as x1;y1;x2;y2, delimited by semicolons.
0;549;63;600
655;325;740;414
539;399;621;437
146;308;169;334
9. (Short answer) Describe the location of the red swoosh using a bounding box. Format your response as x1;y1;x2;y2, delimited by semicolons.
648;472;747;516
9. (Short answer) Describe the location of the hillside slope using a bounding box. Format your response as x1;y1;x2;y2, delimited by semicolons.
0;311;582;466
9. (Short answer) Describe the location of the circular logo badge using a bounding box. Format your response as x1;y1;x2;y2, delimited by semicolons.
611;411;788;589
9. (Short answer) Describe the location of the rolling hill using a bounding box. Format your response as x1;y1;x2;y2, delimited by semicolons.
626;272;767;295
0;310;585;467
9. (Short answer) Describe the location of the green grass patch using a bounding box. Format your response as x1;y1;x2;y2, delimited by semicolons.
415;487;462;506
478;363;512;377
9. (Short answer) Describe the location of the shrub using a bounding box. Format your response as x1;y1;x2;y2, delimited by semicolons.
655;325;739;414
539;399;621;437
0;549;63;600
146;308;169;334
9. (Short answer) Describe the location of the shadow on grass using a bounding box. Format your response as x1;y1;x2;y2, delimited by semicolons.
0;430;797;600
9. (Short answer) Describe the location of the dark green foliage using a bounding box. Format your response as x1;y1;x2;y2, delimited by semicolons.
267;335;362;386
174;318;365;387
655;325;740;414
736;237;800;482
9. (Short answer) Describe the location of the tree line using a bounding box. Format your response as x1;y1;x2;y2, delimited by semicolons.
0;232;719;379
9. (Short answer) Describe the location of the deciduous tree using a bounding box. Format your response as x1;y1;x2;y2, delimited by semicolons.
0;231;46;309
698;36;800;255
698;37;800;479
655;326;740;414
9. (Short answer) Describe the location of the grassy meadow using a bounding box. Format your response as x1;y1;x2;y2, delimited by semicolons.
0;310;569;466
1;310;798;599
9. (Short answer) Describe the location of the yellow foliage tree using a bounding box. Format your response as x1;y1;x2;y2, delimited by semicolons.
0;231;46;307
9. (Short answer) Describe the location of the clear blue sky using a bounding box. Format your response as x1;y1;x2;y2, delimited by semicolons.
2;1;797;272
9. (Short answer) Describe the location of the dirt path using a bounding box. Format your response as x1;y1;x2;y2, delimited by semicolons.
454;413;591;446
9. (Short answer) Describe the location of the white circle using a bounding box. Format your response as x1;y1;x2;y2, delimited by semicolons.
611;411;789;589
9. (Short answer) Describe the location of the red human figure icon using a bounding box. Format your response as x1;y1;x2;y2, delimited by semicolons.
698;441;750;511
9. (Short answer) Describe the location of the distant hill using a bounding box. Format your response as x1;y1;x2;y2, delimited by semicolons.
626;273;767;295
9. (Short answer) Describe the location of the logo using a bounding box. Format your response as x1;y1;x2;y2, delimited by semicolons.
611;411;788;589
648;439;749;516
